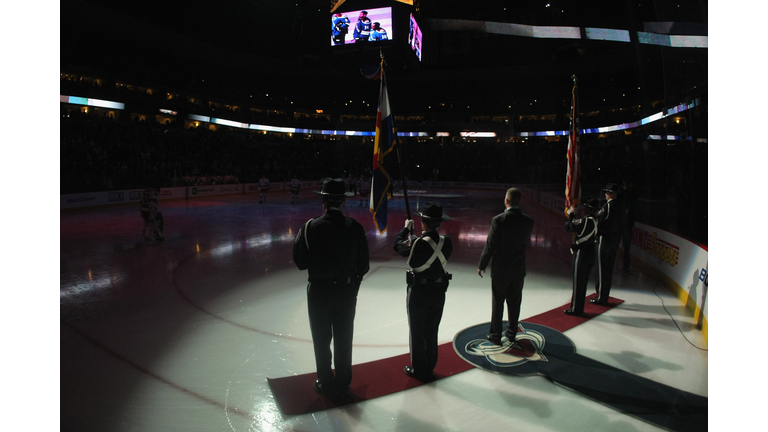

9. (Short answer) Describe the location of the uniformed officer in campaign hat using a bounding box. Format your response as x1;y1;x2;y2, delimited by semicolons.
293;178;369;398
393;201;452;382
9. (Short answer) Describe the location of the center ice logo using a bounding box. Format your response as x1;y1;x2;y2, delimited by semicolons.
463;323;548;368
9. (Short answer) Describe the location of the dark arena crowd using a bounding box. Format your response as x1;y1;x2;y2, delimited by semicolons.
60;71;707;245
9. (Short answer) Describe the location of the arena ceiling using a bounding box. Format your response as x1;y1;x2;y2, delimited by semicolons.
60;0;708;116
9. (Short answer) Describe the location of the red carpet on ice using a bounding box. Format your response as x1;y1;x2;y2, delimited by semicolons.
267;293;623;416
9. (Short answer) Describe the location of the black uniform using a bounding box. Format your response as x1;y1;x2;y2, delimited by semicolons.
393;227;453;381
619;186;637;271
595;198;621;303
293;208;369;393
565;213;598;313
353;16;372;42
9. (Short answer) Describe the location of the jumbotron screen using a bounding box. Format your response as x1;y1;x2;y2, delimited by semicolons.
330;7;393;46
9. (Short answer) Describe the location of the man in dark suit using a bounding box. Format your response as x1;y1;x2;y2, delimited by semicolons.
293;178;370;398
477;188;535;346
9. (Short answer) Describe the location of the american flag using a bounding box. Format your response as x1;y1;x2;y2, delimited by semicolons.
565;77;581;216
360;64;383;80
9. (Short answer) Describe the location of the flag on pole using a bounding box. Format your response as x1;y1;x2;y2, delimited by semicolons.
370;67;396;233
565;76;581;216
360;64;383;80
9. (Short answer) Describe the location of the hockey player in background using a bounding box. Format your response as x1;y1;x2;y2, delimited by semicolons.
259;174;270;204
331;12;350;46
140;187;164;242
369;22;388;41
353;11;372;43
358;175;371;207
290;175;302;204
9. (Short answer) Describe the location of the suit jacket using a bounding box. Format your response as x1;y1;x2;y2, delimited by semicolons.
478;207;534;280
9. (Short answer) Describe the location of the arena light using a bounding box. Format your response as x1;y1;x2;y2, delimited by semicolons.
188;114;210;122
88;98;125;109
585;28;631;42
647;135;694;141
461;20;581;39
61;95;125;110
212;118;248;129
460;132;497;138
638;32;708;48
428;19;705;49
177;96;700;140
533;26;581;39
249;124;297;133
670;35;707;48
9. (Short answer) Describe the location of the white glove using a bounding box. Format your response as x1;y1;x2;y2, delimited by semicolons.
404;219;414;230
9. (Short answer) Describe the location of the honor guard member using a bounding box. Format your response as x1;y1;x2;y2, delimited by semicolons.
293;178;370;398
290;175;301;204
619;181;637;274
564;198;599;315
258;174;270;203
353;11;372;43
593;183;622;304
477;188;534;346
140;186;164;242
393;202;452;382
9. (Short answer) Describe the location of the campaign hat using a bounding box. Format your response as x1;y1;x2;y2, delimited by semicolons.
582;198;600;210
601;183;620;195
416;202;450;221
313;178;354;198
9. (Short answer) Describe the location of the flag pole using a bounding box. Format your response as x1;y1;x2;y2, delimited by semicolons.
565;74;580;217
381;51;412;224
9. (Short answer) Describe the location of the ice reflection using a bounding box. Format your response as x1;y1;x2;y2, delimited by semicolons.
459;231;552;249
246;233;295;249
531;231;552;248
249;402;281;432
205;233;297;259
458;232;489;243
211;242;239;259
60;272;125;299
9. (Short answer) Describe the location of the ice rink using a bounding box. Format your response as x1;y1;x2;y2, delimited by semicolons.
60;187;708;431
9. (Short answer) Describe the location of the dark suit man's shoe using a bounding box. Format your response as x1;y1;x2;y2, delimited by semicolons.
404;366;416;378
486;334;502;345
564;309;582;316
404;366;435;382
506;340;524;351
589;298;607;305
